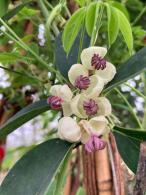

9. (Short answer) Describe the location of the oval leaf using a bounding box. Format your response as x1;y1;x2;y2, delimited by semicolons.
106;4;119;45
104;47;146;92
0;139;72;195
62;7;86;54
114;131;140;173
117;8;133;52
55;32;90;78
0;100;50;139
85;2;100;36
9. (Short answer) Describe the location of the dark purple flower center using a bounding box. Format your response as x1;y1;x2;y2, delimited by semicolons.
91;54;106;70
83;99;98;116
75;75;90;90
85;134;106;153
47;96;63;110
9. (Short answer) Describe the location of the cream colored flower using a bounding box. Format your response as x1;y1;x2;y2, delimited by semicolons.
58;117;81;142
81;46;116;84
71;94;111;118
68;64;104;97
49;85;73;116
79;116;109;143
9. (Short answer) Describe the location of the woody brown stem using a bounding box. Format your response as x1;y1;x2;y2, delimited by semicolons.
82;146;98;195
95;146;113;195
133;142;146;195
109;133;125;195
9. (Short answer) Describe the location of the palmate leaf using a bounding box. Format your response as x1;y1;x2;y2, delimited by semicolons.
62;7;86;54
106;4;119;46
113;126;146;173
0;100;50;139
0;139;72;195
104;46;146;93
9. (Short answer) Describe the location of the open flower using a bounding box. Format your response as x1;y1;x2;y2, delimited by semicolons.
71;94;111;118
58;117;81;142
47;85;73;116
81;46;116;84
68;64;104;97
79;116;109;152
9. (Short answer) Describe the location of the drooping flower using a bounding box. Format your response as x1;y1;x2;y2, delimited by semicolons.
71;94;111;118
68;64;104;97
85;134;106;153
81;46;116;84
58;117;81;142
79;116;109;152
47;96;63;110
47;85;73;116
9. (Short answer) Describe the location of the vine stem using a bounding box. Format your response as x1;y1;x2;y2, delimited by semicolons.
115;88;143;129
125;82;146;101
132;6;146;26
107;141;119;195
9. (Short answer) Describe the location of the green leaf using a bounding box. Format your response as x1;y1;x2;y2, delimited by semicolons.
117;8;133;52
62;7;86;54
85;2;100;36
114;131;140;173
106;4;119;45
113;126;146;141
0;0;10;17
75;0;86;7
0;139;72;195
0;100;50;139
104;47;146;92
110;1;129;20
55;32;90;78
0;52;27;63
2;1;31;21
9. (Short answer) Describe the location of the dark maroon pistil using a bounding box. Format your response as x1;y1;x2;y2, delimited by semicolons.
91;54;106;70
83;99;98;116
75;75;90;90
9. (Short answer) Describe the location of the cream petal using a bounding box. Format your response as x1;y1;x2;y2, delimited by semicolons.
95;62;116;84
68;64;89;85
58;117;81;142
60;85;73;101
50;85;62;97
62;102;72;117
79;120;91;144
97;97;112;116
89;116;108;136
71;94;87;118
81;46;107;70
83;75;104;97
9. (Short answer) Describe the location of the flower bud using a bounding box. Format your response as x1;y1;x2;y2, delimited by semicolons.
58;117;81;142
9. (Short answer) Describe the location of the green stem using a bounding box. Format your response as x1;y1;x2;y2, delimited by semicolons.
0;18;66;83
125;83;146;101
115;88;143;129
38;0;50;19
132;6;146;26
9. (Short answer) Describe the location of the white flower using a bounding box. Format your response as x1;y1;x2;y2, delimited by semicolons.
79;116;109;143
68;64;104;97
58;117;81;142
71;94;111;118
49;85;73;116
81;46;116;84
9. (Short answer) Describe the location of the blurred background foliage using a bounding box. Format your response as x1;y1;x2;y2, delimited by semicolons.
0;0;146;193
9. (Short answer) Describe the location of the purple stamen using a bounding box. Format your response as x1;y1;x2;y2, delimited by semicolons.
75;75;90;90
91;54;106;70
47;96;63;110
85;134;106;153
83;99;98;116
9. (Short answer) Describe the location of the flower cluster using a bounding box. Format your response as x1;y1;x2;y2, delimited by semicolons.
47;47;116;153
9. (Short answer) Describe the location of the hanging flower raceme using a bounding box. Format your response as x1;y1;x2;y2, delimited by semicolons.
47;46;116;153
